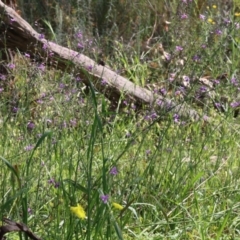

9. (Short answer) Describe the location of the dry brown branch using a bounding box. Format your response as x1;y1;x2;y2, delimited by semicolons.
0;218;42;240
0;0;199;120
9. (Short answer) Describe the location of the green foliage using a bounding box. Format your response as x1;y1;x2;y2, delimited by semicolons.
1;0;240;239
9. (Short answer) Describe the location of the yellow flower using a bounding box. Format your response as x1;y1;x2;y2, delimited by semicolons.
112;202;124;210
212;5;217;9
235;13;240;17
70;204;86;219
208;18;213;23
207;18;215;24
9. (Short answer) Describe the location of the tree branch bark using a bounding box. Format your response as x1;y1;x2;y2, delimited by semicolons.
0;218;42;240
0;0;199;120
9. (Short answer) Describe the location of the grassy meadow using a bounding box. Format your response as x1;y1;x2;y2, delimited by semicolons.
1;0;240;239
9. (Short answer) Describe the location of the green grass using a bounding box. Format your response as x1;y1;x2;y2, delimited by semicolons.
1;0;240;239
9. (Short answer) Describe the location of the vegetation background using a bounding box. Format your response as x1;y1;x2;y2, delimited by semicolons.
1;0;240;239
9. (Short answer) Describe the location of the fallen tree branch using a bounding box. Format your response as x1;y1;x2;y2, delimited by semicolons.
0;0;199;120
0;218;42;240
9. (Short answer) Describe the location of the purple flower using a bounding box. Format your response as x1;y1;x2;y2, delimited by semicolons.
12;107;19;113
76;76;82;82
110;167;118;175
181;13;188;19
214;102;221;108
101;79;107;85
224;18;231;25
192;55;201;62
38;63;45;71
71;88;77;93
0;88;3;93
7;63;15;69
164;53;171;61
42;44;48;50
160;88;167;96
48;178;55;184
24;53;30;58
27;121;35;130
199;86;207;92
183;75;190;82
230;102;240;108
175;90;181;96
100;194;109;204
176;46;183;51
150;112;158;120
177;86;186;95
87;65;93;71
215;29;222;35
49;52;54;57
54;182;60;188
77;42;84;49
39;34;45;40
211;79;219;86
199;14;206;20
173;114;179;123
37;99;43;104
231;77;238;86
144;115;151;121
41;92;46;98
24;145;34;151
76;31;83;39
28;208;32;215
0;74;6;80
156;99;164;107
59;83;65;89
203;115;209;121
48;178;60;187
168;73;175;82
70;119;77;127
